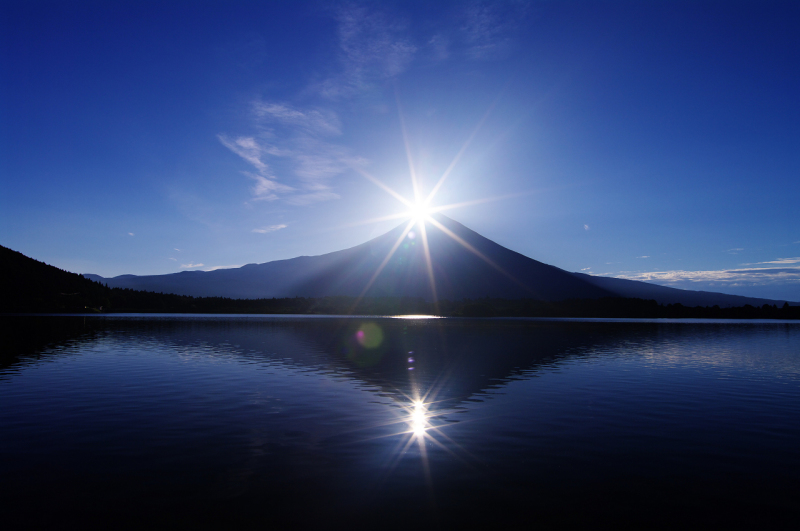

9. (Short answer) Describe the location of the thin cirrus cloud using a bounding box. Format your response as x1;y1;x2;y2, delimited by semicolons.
319;1;527;96
218;5;406;205
204;264;243;271
218;103;365;205
252;224;287;234
610;264;800;287
253;102;341;136
217;135;295;202
316;4;417;99
744;257;800;266
180;263;204;268
219;3;527;207
460;1;530;60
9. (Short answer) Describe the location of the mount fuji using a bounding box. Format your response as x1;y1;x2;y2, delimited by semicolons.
85;214;794;308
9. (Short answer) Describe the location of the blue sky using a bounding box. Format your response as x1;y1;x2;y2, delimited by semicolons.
2;0;799;301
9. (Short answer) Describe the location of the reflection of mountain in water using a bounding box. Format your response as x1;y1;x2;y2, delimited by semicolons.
4;315;799;530
1;315;762;405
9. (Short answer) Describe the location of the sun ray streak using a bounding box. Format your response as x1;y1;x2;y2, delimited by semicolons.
348;220;416;313
427;216;530;293
354;167;414;208
417;433;435;501
425;97;500;205
423;430;469;463
418;220;439;307
382;435;418;478
428;191;536;214
395;91;421;204
321;212;414;233
425;425;480;464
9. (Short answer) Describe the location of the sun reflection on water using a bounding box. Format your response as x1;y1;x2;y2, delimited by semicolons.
410;400;428;437
373;389;473;494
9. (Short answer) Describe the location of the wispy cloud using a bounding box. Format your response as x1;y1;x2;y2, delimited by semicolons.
246;171;296;202
316;4;417;99
219;101;365;204
218;134;296;201
128;232;134;236
608;266;800;286
459;1;530;60
584;224;589;231
427;34;450;61
169;257;177;261
181;263;204;268
581;267;591;271
744;257;800;266
218;135;271;175
638;255;650;259
252;224;288;234
219;3;528;208
204;264;243;272
285;190;342;206
253;102;341;136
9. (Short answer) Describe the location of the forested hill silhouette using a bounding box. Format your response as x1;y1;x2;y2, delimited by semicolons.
83;214;796;308
1;244;111;312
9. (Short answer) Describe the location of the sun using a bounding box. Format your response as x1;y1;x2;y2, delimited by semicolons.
343;93;523;312
408;201;431;224
410;399;428;437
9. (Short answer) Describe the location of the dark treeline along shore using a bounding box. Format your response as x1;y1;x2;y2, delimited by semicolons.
3;244;799;319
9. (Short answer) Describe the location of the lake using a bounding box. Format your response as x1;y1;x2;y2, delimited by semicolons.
2;315;799;529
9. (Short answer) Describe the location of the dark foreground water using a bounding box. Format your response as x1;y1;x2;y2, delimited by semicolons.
1;315;799;529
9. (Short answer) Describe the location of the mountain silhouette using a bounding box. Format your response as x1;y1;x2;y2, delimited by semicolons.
86;214;611;300
83;214;795;307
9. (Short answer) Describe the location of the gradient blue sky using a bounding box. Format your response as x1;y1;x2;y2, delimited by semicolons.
2;1;799;301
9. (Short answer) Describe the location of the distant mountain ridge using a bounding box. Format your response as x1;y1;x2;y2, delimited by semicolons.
84;214;796;308
572;273;791;308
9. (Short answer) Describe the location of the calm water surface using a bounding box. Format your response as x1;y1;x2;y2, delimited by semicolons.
2;315;799;529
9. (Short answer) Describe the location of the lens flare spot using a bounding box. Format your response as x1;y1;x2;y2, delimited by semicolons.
355;323;383;349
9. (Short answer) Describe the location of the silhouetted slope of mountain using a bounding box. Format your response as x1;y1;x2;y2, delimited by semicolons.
4;239;798;315
571;272;789;308
0;244;110;312
85;214;614;301
83;214;798;307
